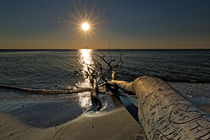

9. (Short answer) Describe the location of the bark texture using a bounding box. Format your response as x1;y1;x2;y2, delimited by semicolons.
110;76;210;140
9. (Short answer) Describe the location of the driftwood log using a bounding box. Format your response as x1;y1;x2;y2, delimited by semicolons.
110;76;210;140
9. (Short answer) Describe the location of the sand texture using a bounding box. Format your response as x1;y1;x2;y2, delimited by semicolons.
0;107;146;140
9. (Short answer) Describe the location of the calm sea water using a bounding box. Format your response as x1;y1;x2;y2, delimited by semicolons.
1;50;210;96
0;49;210;127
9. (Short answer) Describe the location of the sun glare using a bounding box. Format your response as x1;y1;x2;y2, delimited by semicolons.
80;49;92;65
81;22;90;31
77;49;93;108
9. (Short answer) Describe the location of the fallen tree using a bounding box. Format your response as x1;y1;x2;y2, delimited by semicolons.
76;49;210;139
109;75;210;140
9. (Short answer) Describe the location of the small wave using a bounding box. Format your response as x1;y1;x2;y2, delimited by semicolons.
161;77;210;83
117;70;210;83
125;74;210;83
0;85;92;95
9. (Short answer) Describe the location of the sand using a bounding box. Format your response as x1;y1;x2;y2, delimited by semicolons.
0;102;209;140
198;104;210;114
0;107;146;140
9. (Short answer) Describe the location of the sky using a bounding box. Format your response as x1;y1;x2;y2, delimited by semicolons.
0;0;210;49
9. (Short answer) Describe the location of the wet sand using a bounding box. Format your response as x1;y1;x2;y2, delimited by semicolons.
198;104;210;114
0;102;209;140
0;107;146;140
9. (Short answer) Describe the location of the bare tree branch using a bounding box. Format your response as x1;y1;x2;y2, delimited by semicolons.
75;48;124;111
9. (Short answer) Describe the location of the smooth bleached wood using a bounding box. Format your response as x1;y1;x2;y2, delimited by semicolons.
110;76;210;140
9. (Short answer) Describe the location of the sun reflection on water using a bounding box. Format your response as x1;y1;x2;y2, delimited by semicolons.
80;49;93;73
77;49;93;108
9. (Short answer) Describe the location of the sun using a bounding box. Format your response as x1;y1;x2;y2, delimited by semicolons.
81;22;90;31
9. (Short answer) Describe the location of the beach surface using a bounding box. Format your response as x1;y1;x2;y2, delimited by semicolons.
1;102;210;140
0;106;146;140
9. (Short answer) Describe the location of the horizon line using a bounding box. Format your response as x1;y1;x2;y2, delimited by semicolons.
0;48;210;52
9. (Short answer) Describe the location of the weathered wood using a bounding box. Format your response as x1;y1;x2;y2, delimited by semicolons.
110;76;210;140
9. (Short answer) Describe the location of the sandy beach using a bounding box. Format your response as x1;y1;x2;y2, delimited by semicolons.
0;106;146;140
0;101;210;140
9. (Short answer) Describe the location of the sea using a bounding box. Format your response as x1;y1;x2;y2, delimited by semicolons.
0;49;210;127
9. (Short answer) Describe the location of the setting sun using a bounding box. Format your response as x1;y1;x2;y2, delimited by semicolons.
81;22;90;31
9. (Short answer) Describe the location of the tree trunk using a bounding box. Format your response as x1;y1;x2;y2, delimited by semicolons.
110;76;210;140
